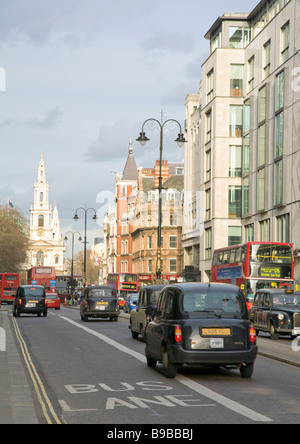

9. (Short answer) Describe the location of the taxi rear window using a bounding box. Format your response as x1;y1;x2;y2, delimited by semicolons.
88;289;116;298
24;287;45;297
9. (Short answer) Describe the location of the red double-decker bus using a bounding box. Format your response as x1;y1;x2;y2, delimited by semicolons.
27;267;56;293
211;242;294;309
107;273;139;307
0;273;20;304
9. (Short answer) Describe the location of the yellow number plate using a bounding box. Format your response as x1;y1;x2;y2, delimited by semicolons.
202;328;231;337
97;302;108;305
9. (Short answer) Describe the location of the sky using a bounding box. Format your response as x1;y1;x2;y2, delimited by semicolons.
0;0;259;254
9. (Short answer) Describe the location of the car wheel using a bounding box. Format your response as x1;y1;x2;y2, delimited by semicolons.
131;330;139;339
162;346;177;379
269;323;279;340
43;311;47;317
240;363;254;378
147;356;157;368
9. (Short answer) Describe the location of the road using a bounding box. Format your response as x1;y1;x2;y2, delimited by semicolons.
11;306;300;425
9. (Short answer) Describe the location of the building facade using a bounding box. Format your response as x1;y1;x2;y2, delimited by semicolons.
183;0;300;282
27;154;64;273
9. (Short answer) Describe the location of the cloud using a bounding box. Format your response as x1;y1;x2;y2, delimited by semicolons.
142;29;195;56
0;107;63;130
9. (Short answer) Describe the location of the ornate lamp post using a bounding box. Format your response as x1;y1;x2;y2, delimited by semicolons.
136;117;186;280
73;206;98;286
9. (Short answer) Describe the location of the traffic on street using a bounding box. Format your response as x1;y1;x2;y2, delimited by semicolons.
5;303;300;425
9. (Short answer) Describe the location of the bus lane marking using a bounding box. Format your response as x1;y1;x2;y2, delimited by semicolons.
59;315;273;422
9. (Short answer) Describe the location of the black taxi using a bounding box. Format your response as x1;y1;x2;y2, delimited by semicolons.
80;285;119;321
249;289;300;340
13;285;48;317
145;283;257;378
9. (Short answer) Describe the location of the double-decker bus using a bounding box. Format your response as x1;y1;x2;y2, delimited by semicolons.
107;273;139;306
211;242;294;309
27;267;56;293
0;273;20;304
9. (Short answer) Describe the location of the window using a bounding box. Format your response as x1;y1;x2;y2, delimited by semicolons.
263;40;271;78
243;177;249;217
245;224;254;242
274;159;283;206
243;136;250;176
229;146;242;177
230;105;243;137
281;22;290;64
258;124;266;167
275;113;284;158
169;236;177;249
205;228;212;260
40;192;44;202
38;215;44;227
248;57;255;91
258;86;266;123
36;251;44;267
147;259;153;273
230;64;244;96
257;168;265;211
228;226;242;246
229;27;251;48
277;214;290;243
229;186;242;218
207;69;214;103
206;110;212;143
205;189;211;220
148;236;152;249
276;71;285;112
169;259;177;273
243;100;250;135
260;219;270;241
206;150;211;181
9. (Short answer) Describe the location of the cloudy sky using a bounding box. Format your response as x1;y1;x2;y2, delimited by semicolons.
0;0;258;253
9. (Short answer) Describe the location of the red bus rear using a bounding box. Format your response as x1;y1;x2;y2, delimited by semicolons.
27;267;56;293
107;273;139;307
0;273;20;304
211;242;294;310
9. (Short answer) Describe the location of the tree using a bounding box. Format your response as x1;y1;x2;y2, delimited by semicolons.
0;205;30;273
72;249;100;285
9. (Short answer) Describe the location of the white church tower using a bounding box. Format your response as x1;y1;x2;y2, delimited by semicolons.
28;153;64;273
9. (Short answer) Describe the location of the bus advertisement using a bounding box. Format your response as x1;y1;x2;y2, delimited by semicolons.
0;273;20;304
211;242;294;309
27;267;56;293
107;273;139;307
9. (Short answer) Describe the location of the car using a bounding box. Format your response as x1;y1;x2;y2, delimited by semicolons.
80;285;119;322
124;293;139;313
145;283;258;379
130;285;164;341
13;285;48;318
249;289;300;340
46;293;61;310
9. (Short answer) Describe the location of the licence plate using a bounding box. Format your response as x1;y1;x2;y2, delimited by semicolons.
202;328;231;337
26;303;37;308
97;302;108;305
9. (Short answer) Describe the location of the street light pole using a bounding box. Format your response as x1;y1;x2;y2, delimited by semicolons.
136;117;186;280
64;231;82;293
73;206;98;286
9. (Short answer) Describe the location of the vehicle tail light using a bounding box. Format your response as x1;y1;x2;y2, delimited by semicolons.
45;299;48;306
249;325;256;344
174;325;182;344
19;299;22;306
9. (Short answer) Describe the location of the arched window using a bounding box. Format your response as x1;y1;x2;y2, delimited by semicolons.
38;215;44;227
40;192;43;202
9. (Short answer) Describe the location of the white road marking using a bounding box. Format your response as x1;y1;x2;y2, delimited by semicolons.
59;315;273;423
0;327;6;351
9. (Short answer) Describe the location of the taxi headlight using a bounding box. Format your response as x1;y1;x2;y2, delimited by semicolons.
278;313;285;321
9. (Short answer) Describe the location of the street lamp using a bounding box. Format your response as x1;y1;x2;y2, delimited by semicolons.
136;117;186;280
64;231;82;294
73;206;98;286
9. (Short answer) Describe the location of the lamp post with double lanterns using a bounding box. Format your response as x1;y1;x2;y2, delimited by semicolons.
136;117;186;280
73;206;98;286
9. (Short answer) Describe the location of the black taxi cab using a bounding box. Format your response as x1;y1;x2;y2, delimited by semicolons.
12;285;48;317
249;289;300;340
145;283;257;378
80;285;119;321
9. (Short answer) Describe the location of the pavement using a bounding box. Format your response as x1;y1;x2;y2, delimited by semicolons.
1;304;300;424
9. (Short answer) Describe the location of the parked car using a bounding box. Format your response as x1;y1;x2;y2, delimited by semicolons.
249;289;300;340
80;285;119;322
124;293;139;313
145;283;258;378
13;285;48;318
46;293;61;310
130;285;164;340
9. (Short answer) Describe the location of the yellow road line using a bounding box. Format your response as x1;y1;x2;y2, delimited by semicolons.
12;316;61;425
